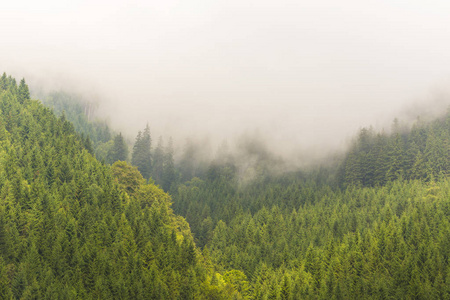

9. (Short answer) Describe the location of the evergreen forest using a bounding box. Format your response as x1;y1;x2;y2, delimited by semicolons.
1;72;450;299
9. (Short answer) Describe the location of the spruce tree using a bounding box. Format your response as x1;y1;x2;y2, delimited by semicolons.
162;137;176;191
108;133;128;163
18;78;30;104
0;73;7;90
152;136;164;185
131;131;142;165
131;124;152;179
83;135;94;155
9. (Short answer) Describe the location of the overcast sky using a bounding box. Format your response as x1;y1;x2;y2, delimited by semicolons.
1;0;450;158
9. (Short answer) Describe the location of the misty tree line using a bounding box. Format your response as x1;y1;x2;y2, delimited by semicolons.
338;115;450;187
0;73;258;299
34;79;450;299
41;91;268;194
169;109;450;299
40;92;179;190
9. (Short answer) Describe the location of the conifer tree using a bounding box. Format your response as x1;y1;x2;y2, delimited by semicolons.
18;78;30;104
8;76;17;93
108;133;128;163
132;131;142;163
152;136;164;184
162;137;176;191
83;135;94;155
0;73;225;298
131;124;152;179
0;73;7;90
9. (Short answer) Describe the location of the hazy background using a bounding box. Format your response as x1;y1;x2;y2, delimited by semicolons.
1;0;450;161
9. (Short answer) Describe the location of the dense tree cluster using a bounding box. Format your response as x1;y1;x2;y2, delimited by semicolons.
131;129;177;191
0;74;247;299
41;93;180;190
170;110;450;298
131;125;152;179
108;132;128;164
25;73;450;298
339;116;450;187
177;176;450;298
40;91;113;159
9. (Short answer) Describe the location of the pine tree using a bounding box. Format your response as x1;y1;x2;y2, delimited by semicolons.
84;135;94;155
131;124;152;179
8;76;17;93
280;274;291;300
108;133;128;163
162;138;176;191
18;78;30;104
131;131;142;164
0;73;7;90
0;73;218;298
152;136;164;185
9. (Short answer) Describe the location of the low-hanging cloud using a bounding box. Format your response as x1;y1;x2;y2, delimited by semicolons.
1;0;450;164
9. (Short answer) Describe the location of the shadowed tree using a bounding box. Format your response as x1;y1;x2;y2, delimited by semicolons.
162;138;176;191
131;124;152;179
18;78;30;104
108;133;128;163
152;136;164;185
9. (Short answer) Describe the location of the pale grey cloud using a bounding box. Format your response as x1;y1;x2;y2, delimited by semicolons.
1;0;450;160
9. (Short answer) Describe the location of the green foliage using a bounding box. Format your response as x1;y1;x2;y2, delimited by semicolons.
108;132;128;163
18;78;30;104
162;138;177;191
13;72;450;299
152;136;165;184
177;175;450;298
111;161;145;196
131;124;152;179
223;270;250;299
339;114;450;187
0;73;231;299
169;110;450;299
39;91;114;159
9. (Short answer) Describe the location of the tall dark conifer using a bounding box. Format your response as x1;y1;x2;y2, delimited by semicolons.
8;76;17;93
0;73;7;90
132;131;142;165
108;132;128;163
152;136;164;184
18;78;30;104
131;124;152;179
162;137;176;191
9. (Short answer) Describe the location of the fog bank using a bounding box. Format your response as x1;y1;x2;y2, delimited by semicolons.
2;0;450;163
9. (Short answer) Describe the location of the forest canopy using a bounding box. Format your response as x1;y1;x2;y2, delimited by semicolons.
1;72;449;299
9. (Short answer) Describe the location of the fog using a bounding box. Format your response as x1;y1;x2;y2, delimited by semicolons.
1;0;450;162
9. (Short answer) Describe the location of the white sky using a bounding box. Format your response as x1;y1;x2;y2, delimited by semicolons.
1;0;450;158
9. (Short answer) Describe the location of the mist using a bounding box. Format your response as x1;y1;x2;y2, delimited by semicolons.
2;0;450;164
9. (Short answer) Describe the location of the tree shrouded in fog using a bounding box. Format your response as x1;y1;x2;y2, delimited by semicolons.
18;78;30;104
162;137;176;191
108;132;128;163
0;73;233;298
152;136;164;184
131;124;152;179
4;69;450;299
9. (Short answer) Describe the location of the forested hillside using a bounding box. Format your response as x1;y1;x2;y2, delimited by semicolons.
39;91;118;163
12;72;450;299
0;73;247;299
171;110;450;298
339;116;449;187
38;92;180;191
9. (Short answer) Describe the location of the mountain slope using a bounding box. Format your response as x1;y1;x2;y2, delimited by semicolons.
0;74;234;299
171;109;450;298
15;72;450;298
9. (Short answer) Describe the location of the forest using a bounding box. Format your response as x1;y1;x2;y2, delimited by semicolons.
1;72;450;299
